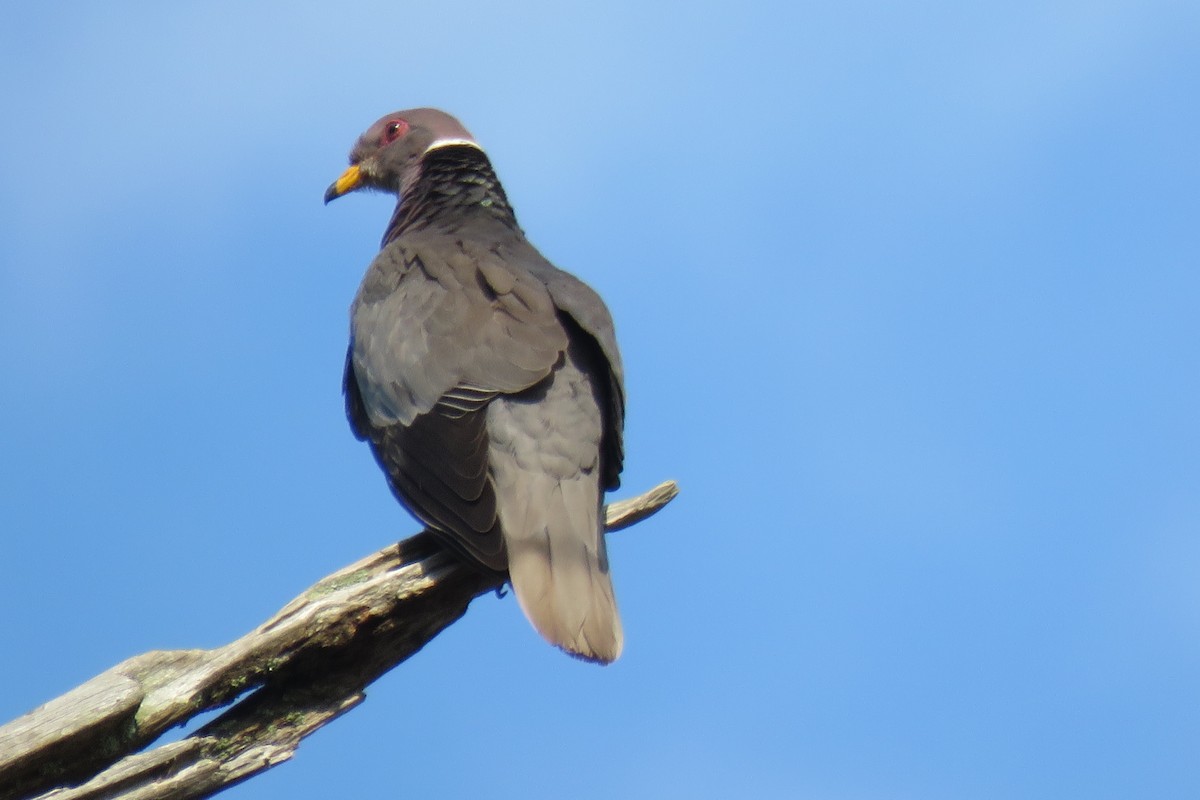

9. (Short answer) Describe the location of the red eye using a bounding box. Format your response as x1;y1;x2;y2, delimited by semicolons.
382;119;408;144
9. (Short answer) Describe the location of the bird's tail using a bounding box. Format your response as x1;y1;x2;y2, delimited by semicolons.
486;377;623;664
499;469;623;663
485;337;623;664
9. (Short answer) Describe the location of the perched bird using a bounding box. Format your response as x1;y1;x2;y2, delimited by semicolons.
325;109;626;663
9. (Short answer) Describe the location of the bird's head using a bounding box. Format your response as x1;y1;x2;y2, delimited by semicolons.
324;108;480;204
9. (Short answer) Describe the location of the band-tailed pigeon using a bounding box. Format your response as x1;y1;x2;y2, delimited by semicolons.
325;109;626;663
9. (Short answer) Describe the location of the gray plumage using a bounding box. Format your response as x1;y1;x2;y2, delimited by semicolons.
325;109;625;663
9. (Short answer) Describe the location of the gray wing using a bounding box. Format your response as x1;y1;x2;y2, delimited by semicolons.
346;236;567;569
509;243;626;489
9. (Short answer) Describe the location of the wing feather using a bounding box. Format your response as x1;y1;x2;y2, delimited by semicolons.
346;235;568;570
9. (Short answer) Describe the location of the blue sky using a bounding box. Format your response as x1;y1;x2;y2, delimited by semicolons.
2;2;1198;797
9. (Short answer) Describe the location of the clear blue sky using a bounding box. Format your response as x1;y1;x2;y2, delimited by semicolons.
2;2;1197;798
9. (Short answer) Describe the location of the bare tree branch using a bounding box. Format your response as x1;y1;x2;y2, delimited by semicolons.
0;480;679;800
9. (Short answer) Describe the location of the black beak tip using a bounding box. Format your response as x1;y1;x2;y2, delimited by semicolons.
323;183;340;205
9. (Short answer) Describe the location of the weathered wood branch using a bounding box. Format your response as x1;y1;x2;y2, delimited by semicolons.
0;480;678;800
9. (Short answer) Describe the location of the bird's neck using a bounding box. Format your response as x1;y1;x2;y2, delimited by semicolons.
382;146;519;245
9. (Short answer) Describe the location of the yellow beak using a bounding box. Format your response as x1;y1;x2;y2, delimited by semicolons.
324;164;362;204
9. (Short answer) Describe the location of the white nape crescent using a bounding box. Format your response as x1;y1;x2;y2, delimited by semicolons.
424;137;483;154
